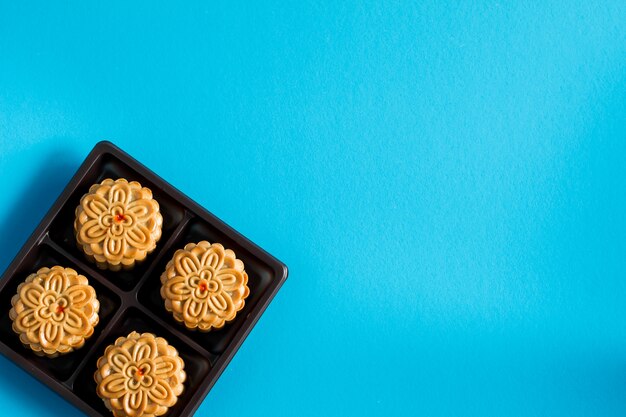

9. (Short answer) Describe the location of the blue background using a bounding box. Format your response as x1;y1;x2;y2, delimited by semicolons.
0;1;625;416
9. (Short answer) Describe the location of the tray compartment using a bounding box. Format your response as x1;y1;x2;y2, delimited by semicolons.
137;217;278;354
0;243;121;382
72;307;211;417
48;153;187;291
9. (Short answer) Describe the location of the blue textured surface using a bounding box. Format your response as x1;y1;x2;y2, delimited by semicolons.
1;1;625;416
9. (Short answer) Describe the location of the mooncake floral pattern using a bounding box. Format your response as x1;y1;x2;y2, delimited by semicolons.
95;331;185;417
75;178;163;271
9;266;100;357
160;241;250;331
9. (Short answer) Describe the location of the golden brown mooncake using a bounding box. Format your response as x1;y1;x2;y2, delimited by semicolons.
74;178;163;271
9;266;100;357
94;331;186;417
160;241;250;331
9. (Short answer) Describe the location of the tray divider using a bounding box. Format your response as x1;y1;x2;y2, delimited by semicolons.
63;305;128;387
132;210;194;291
133;302;218;363
41;236;122;295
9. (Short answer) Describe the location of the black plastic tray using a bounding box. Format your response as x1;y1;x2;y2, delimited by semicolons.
0;141;288;416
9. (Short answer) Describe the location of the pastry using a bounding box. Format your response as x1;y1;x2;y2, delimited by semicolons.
75;178;163;271
160;241;250;331
9;266;100;357
94;331;186;417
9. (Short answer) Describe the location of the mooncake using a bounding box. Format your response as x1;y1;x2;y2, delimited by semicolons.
9;266;100;357
94;331;186;417
160;241;250;331
75;178;163;271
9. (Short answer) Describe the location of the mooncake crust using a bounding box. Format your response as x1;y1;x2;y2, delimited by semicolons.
9;266;100;357
94;331;186;417
160;241;250;332
74;178;163;271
